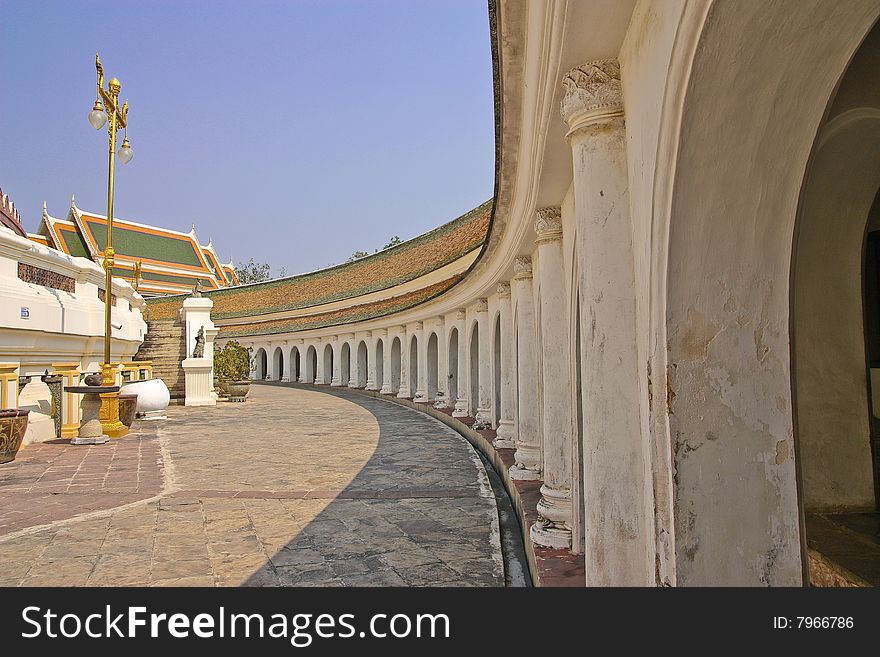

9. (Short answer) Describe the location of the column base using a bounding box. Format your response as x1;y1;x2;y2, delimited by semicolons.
473;409;492;430
530;518;572;549
61;424;80;439
71;434;109;445
494;420;515;448
331;381;343;387
281;377;290;382
413;390;430;403
432;392;449;409
509;464;542;481
99;392;129;439
397;388;410;399
452;398;469;417
380;385;394;395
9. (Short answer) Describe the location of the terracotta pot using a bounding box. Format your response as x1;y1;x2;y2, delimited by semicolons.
0;409;29;464
118;394;138;428
227;380;250;402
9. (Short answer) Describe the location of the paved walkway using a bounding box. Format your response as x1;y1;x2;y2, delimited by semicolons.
0;385;504;586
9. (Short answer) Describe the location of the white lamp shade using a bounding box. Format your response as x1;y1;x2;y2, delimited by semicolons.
88;108;108;130
118;142;133;164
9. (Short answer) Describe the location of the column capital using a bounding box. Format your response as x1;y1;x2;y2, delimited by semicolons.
414;321;424;330
535;207;563;242
435;316;445;327
455;308;467;321
513;255;533;279
476;298;489;313
496;281;511;298
560;58;623;135
374;328;387;337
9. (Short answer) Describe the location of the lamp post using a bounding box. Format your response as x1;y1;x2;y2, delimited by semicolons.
88;53;133;438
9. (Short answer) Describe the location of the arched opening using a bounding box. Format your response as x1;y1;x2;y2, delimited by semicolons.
409;335;418;399
357;341;368;388
340;342;351;386
305;345;317;384
791;22;880;586
272;347;284;381
427;332;438;401
661;4;880;585
375;339;385;391
289;347;301;382
254;348;267;380
469;322;479;417
390;337;401;393
448;328;459;402
323;343;333;385
493;313;501;427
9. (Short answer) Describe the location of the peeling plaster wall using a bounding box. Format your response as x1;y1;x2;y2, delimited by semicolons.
664;0;880;585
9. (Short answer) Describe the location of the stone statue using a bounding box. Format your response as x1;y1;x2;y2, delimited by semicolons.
192;326;205;358
192;280;204;297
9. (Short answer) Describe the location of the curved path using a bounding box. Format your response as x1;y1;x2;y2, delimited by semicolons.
0;385;504;586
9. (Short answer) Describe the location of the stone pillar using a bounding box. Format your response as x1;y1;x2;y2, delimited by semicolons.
397;325;410;398
413;321;428;402
378;330;392;394
433;317;449;409
331;338;343;386
530;207;573;549
473;299;492;428
510;256;541;480
281;340;291;382
365;331;378;390
348;338;359;388
182;358;215;406
452;310;469;417
562;59;650;584
296;340;307;383
0;363;20;410
180;294;217;380
313;339;325;384
266;342;277;380
495;283;516;448
52;362;82;438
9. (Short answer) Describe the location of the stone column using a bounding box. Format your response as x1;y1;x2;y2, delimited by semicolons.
365;331;377;390
315;338;327;384
413;321;429;402
381;330;394;394
281;340;291;382
397;325;410;398
473;299;492;428
331;338;343;386
349;337;360;388
296;340;307;383
51;363;81;438
495;282;516;448
452;309;469;417
530;207;573;548
562;59;650;584
266;342;277;380
0;364;19;409
510;256;541;480
434;317;449;409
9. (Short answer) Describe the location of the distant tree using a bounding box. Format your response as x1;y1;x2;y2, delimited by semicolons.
234;258;271;284
347;250;370;262
383;236;402;250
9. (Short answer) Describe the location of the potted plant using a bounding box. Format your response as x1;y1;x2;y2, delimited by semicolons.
214;340;251;402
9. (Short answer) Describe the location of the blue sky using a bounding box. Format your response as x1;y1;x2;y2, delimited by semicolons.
0;0;494;274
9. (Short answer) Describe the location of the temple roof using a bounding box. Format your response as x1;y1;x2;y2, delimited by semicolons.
38;197;235;296
145;200;491;330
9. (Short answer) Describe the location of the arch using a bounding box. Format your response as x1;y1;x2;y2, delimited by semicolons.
493;312;501;428
357;340;368;388
322;343;333;385
390;337;401;393
272;347;284;381
254;347;267;380
448;328;459;402
660;3;880;585
409;334;418;398
375;338;385;392
427;332;438;400
469;321;479;417
289;346;301;382
340;342;351;386
304;345;317;384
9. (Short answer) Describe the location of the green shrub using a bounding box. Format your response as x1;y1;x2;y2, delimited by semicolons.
214;340;251;381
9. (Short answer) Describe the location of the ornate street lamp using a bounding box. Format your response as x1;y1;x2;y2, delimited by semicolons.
88;53;133;438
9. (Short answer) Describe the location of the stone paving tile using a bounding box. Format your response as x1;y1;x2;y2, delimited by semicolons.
0;385;503;587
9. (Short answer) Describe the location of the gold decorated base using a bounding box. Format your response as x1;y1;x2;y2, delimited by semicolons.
99;390;129;439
